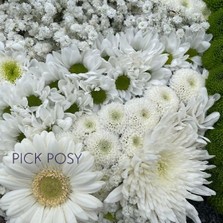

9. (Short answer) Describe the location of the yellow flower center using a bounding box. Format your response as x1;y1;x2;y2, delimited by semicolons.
32;169;71;207
0;59;22;83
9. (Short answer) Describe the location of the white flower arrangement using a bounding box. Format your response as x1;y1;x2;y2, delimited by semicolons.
0;1;220;223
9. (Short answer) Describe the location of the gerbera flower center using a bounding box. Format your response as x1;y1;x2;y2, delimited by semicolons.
110;110;123;121
115;75;131;90
32;169;71;207
69;63;88;74
0;60;22;83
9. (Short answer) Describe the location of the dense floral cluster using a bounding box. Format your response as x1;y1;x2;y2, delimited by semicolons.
0;0;221;223
0;0;210;60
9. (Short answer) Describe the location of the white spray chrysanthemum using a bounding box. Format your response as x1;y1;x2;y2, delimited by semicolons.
0;131;104;223
170;69;205;103
145;85;180;114
85;130;121;168
98;102;127;134
125;98;160;130
120;128;145;157
73;114;100;140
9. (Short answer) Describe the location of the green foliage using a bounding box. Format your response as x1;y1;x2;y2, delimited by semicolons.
206;129;223;166
206;66;223;95
204;0;223;12
208;8;223;39
202;38;223;70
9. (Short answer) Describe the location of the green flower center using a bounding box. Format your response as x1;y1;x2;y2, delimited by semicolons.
132;135;142;148
188;78;196;87
186;48;198;62
32;169;71;207
166;54;173;65
98;139;112;154
0;60;22;83
2;106;11;115
103;56;110;61
49;80;59;90
115;75;131;91
69;63;88;74
140;109;150;118
27;95;42;107
84;120;95;129
17;132;25;143
162;93;170;101
181;0;189;7
91;89;107;104
65;103;79;114
110;111;123;121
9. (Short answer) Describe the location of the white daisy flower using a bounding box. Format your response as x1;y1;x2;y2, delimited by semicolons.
0;131;104;223
98;102;127;134
85;130;121;169
46;44;105;79
125;98;160;131
145;85;180;115
0;42;30;83
105;113;215;223
170;68;205;103
162;32;190;68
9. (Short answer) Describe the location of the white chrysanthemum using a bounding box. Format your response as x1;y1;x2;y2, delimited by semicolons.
145;85;179;115
73;114;100;140
99;102;127;134
0;42;29;83
85;130;121;168
120;128;145;157
105;113;215;223
184;88;220;136
170;69;205;103
125;98;160;130
0;131;104;223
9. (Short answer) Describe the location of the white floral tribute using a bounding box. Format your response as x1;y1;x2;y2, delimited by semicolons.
0;1;220;223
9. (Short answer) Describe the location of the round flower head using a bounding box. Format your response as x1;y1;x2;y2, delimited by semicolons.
0;131;104;223
85;130;121;169
125;98;160;131
170;69;205;103
120;128;145;157
145;85;179;115
98;102;127;134
73;114;100;140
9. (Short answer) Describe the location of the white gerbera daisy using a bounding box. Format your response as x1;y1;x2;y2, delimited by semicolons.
106;113;215;223
170;68;205;103
85;130;121;169
145;85;179;115
0;131;104;223
98;102;127;134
